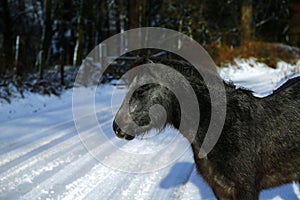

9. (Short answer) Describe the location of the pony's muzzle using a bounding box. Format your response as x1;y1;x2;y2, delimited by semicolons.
113;120;135;140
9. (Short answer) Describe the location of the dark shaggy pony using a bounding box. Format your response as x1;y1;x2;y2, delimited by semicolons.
113;58;300;200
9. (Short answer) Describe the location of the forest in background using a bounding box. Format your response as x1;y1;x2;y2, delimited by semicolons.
0;0;300;101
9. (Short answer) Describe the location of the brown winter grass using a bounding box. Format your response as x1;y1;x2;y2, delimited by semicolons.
204;41;300;68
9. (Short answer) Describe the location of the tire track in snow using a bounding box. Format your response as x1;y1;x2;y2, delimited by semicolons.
0;109;114;168
82;135;194;200
20;124;126;200
0;117;113;198
59;161;124;200
47;129;170;199
107;149;194;200
0;122;103;196
51;129;135;199
0;105;117;152
83;172;137;200
0;127;75;171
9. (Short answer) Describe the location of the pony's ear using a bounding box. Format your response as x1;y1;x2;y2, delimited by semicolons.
122;57;155;85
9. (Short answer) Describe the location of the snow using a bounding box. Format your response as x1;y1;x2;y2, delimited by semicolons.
219;58;300;97
1;59;300;200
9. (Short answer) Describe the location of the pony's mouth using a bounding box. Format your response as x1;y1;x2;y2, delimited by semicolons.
113;120;135;140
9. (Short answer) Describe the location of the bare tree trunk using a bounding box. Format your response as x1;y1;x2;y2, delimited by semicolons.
241;0;253;42
87;0;96;52
140;0;146;27
128;0;139;29
121;0;129;31
145;0;152;27
2;0;14;74
40;0;53;79
73;0;86;66
95;1;101;44
60;51;65;85
115;0;121;33
104;0;110;38
88;22;96;52
15;35;20;74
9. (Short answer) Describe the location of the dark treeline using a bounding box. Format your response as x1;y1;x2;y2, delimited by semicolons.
0;0;299;78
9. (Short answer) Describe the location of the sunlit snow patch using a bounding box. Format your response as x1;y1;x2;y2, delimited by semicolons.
218;58;300;97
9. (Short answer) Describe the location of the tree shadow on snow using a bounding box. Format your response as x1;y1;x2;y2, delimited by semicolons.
160;162;194;188
159;162;216;199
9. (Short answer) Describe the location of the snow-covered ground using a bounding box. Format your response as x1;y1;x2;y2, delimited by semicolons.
1;58;300;200
219;58;300;97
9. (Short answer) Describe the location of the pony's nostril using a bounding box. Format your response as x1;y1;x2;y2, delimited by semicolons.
113;120;124;136
116;127;122;135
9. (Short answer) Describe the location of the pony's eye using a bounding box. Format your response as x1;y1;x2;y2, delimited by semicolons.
135;89;145;96
134;84;152;97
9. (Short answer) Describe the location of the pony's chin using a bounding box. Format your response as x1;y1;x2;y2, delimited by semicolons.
114;127;135;140
135;127;163;140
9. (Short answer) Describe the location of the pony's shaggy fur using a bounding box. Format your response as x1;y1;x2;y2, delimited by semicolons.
113;58;300;200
